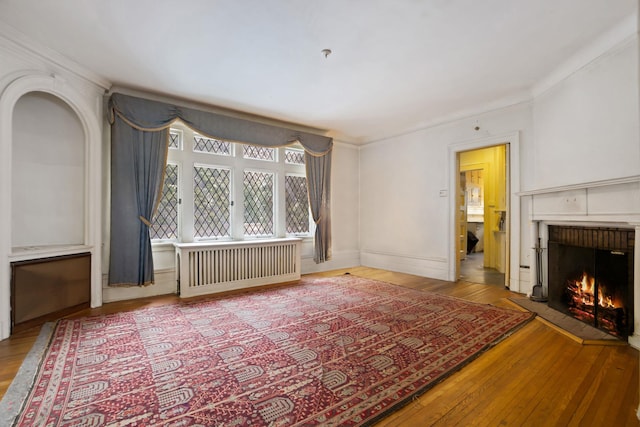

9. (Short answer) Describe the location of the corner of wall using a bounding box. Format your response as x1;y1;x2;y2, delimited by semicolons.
532;14;637;98
301;250;361;274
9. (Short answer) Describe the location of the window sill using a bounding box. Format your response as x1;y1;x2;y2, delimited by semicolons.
173;237;303;250
152;236;313;253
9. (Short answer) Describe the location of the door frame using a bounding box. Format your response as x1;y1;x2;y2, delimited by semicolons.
447;132;521;292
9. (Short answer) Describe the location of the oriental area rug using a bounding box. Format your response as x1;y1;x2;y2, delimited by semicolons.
1;275;533;426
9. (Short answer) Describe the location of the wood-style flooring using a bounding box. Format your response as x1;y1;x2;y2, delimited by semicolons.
1;267;638;426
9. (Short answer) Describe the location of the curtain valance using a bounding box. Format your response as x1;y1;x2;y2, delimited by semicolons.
108;93;333;156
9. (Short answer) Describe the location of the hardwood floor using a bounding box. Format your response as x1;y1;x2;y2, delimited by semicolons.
1;267;638;426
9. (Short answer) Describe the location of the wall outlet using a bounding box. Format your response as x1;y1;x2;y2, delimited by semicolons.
439;190;448;197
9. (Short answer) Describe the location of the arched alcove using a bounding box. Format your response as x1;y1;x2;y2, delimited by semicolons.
11;91;85;247
0;73;103;340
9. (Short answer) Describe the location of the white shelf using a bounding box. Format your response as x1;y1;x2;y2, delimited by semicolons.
9;244;92;262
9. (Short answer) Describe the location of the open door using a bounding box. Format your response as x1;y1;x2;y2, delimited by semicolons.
456;170;467;279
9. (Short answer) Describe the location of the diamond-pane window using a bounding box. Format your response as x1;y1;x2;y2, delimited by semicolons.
151;163;179;240
284;148;305;165
243;145;275;162
193;166;231;238
193;134;231;156
285;175;309;234
244;171;274;236
168;130;181;149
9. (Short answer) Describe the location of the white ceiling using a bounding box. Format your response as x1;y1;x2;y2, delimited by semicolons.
0;0;636;143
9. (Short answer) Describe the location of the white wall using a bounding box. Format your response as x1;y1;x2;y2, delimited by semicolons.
532;35;639;189
360;103;533;285
12;91;85;247
358;18;638;294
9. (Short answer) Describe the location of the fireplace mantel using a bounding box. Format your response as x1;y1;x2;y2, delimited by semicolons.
520;175;640;224
521;175;640;349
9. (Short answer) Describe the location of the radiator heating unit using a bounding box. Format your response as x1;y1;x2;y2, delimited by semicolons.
174;238;301;298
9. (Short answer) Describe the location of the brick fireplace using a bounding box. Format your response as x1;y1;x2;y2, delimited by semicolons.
522;176;640;348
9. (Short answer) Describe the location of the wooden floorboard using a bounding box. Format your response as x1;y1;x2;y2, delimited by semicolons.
0;267;637;426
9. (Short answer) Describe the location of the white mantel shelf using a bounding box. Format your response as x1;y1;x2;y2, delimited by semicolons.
518;175;640;197
520;175;640;224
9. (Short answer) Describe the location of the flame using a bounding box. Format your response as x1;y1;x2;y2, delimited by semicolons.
569;272;619;309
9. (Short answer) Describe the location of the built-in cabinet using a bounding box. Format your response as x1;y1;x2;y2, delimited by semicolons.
11;253;91;333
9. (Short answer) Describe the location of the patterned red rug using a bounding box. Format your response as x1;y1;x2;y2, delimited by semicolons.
2;275;533;426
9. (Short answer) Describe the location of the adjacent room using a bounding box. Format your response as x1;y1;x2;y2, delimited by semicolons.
0;1;639;425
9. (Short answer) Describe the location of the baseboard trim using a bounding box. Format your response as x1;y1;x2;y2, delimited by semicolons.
102;269;177;303
360;251;449;281
301;250;361;274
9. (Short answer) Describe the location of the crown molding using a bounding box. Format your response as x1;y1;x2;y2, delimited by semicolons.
532;14;637;98
361;94;532;147
0;21;110;90
333;139;361;150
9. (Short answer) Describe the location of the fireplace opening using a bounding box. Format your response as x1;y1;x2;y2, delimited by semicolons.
547;226;634;340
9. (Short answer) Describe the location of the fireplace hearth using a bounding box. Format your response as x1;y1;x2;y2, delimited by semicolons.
547;226;634;340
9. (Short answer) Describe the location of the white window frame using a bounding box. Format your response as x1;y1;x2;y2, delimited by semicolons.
193;163;233;240
284;172;314;237
150;161;181;243
151;121;312;243
242;168;275;238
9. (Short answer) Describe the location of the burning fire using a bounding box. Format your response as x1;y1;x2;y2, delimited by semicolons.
568;272;618;309
563;270;627;339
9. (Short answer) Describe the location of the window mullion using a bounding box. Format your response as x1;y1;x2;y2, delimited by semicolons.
180;128;195;242
232;152;245;239
276;148;286;238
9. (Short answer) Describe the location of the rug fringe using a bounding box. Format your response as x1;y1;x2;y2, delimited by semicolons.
0;322;56;426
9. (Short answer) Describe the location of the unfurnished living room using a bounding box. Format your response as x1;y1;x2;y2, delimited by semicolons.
0;1;639;426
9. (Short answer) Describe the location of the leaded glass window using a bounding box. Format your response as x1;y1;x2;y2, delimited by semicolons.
243;170;274;236
193;133;232;156
284;148;305;165
161;124;311;241
168;130;181;149
193;166;231;238
150;163;179;240
285;175;309;234
243;144;275;162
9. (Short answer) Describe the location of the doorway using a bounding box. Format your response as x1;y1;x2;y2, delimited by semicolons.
456;145;508;287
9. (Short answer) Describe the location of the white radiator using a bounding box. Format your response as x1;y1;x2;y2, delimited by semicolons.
174;238;301;298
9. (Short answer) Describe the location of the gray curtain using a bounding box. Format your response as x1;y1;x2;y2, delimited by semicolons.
306;151;332;263
109;115;168;286
108;93;333;286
